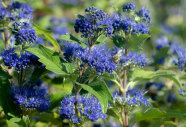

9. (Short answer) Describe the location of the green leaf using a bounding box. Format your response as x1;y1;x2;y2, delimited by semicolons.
154;70;181;87
107;109;122;124
132;69;155;80
161;121;176;126
165;110;186;119
130;108;166;126
22;115;30;126
153;47;169;65
128;34;150;52
76;79;113;113
131;68;181;87
30;66;47;81
8;113;16;118
112;34;150;51
112;34;126;48
98;24;109;28
77;14;86;21
62;63;74;74
33;24;60;52
26;45;68;75
0;79;20;118
32;112;60;124
130;108;186;126
6;120;19;127
96;35;106;45
0;66;11;79
59;33;86;48
9;118;21;123
50;91;70;109
7;114;29;127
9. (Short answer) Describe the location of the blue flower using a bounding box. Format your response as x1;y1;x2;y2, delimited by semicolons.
63;42;85;61
0;3;15;21
120;18;134;34
36;37;44;44
10;82;50;111
12;22;37;45
112;5;151;35
170;43;186;70
113;88;149;106
85;6;107;21
123;3;136;12
155;36;169;50
97;18;113;37
132;23;150;35
74;6;113;38
59;94;106;124
119;50;148;67
1;48;40;72
112;16;122;32
58;0;79;5
0;3;7;20
9;2;33;19
63;42;117;75
178;89;185;96
0;2;33;21
13;22;32;32
14;29;37;45
83;45;117;74
137;8;151;23
48;17;69;39
174;48;186;70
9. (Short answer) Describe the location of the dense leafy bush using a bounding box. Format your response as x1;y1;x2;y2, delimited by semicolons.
0;0;186;127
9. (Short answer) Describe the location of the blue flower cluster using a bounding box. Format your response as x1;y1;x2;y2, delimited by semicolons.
123;3;136;12
119;50;148;67
9;2;33;19
82;45;117;74
1;48;40;72
113;88;149;106
173;47;186;70
63;42;117;74
14;29;37;45
154;35;169;50
48;17;69;39
59;94;106;124
0;2;33;21
63;42;147;74
97;18;113;37
170;42;186;70
74;6;113;38
85;6;107;21
59;0;86;5
112;3;151;35
63;42;84;61
36;37;45;44
137;8;151;23
12;22;37;45
10;82;50;111
0;3;15;21
178;88;185;96
0;3;7;20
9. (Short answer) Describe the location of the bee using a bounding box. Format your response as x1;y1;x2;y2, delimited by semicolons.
112;50;122;63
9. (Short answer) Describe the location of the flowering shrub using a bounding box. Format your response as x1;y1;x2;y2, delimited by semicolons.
0;1;185;127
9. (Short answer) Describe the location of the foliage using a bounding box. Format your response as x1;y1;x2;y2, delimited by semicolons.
0;0;185;127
